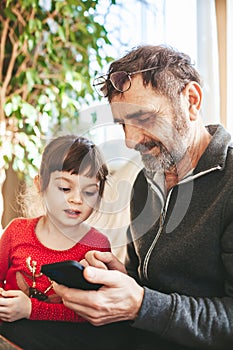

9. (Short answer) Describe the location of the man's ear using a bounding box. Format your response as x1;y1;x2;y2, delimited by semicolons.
34;175;41;192
182;81;202;120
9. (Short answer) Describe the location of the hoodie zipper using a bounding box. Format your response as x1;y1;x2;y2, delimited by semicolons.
142;164;222;281
142;189;172;280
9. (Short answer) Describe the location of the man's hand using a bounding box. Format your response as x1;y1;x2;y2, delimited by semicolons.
80;251;127;274
53;266;144;326
0;289;32;322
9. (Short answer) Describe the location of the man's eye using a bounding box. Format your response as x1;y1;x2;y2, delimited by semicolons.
58;187;70;192
137;114;154;124
137;118;148;124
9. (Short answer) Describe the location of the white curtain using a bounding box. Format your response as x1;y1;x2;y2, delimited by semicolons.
196;0;220;125
226;0;233;134
141;0;221;126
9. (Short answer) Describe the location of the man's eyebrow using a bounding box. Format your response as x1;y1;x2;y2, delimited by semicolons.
113;117;124;124
114;109;154;123
125;110;151;120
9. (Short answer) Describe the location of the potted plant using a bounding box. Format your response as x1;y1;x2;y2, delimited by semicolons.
0;0;114;228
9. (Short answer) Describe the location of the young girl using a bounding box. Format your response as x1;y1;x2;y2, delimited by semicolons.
0;135;113;348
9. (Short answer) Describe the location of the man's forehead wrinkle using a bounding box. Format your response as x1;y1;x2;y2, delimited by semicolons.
111;102;155;110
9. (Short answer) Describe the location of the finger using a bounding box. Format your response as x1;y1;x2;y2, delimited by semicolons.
0;290;20;298
84;266;124;287
53;282;93;303
53;281;102;308
0;316;8;322
71;307;123;326
85;251;108;269
56;286;111;324
61;291;132;326
52;282;76;298
90;251;113;264
0;298;8;306
90;251;126;272
79;259;89;267
52;282;97;316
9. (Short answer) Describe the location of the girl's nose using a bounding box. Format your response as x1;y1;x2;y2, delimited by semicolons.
68;190;83;204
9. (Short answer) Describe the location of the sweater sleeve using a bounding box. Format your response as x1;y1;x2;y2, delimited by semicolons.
133;288;233;349
30;298;86;322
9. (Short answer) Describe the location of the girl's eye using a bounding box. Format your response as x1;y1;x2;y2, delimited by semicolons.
58;186;70;192
83;191;98;197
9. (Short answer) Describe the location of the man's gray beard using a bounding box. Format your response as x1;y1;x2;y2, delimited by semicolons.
141;151;175;173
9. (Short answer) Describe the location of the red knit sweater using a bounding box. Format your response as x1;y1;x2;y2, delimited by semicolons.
0;217;111;322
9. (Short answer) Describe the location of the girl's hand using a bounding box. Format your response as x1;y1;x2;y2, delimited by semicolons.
0;289;32;322
80;251;127;274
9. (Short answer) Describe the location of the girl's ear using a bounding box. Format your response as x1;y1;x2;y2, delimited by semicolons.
34;175;41;192
182;81;202;121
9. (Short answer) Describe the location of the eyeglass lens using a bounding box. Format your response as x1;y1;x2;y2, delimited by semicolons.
93;71;131;97
110;71;131;92
93;76;108;97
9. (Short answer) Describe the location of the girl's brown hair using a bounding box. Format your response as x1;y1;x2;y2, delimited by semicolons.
39;135;108;198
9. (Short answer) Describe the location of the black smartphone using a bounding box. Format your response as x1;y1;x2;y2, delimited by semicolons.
41;260;102;290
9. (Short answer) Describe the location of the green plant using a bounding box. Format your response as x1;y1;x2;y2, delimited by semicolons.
0;0;114;180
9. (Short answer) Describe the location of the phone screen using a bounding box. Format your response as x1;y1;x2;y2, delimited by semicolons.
41;260;102;290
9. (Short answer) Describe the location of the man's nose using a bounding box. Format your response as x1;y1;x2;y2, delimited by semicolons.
124;124;144;149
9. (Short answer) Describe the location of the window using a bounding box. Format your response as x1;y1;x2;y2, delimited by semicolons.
78;0;226;171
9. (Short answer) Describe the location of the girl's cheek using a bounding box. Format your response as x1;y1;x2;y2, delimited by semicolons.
86;195;99;208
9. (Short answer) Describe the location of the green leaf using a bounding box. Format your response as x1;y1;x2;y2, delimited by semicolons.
4;8;17;21
11;96;22;112
58;26;66;42
14;144;25;160
4;102;13;117
20;102;37;122
1;0;118;181
26;71;35;92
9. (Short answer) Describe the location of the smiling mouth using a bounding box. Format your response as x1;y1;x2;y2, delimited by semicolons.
135;141;160;154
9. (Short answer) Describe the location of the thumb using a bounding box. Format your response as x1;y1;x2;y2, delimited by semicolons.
84;266;122;287
0;289;20;297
